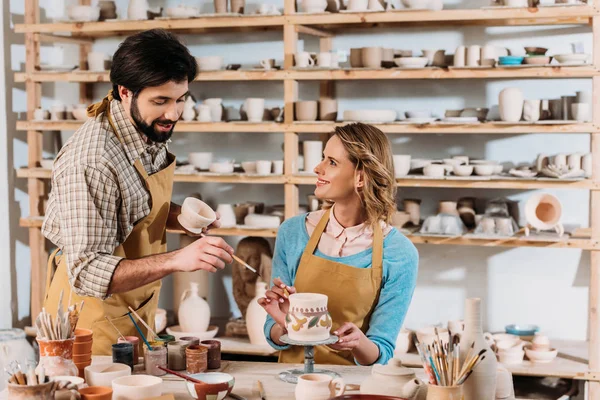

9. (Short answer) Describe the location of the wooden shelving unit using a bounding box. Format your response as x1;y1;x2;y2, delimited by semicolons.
14;2;600;395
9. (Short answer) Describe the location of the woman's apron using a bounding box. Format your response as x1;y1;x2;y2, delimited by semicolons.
43;92;176;355
279;208;383;365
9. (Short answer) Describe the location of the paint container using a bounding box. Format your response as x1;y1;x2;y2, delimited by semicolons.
159;334;176;344
112;343;134;371
167;341;188;371
185;345;208;374
117;336;140;364
201;340;221;370
180;336;200;346
144;345;167;376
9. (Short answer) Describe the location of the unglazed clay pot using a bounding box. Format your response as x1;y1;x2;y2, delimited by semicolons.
499;88;524;122
459;298;497;400
403;199;422;225
295;374;345;400
295;101;318;121
523;99;541;122
245;282;270;346
286;293;332;342
524;193;564;237
178;282;210;333
438;201;458;216
318;98;338;121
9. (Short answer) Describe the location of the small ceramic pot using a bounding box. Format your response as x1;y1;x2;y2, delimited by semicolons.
525;193;563;236
572;103;591;122
295;101;318;121
553;153;568;168
576;90;592;104
350;48;363;67
216;204;236;228
272;160;284;175
256;160;273;175
8;381;56;400
393;155;411;177
79;386;113;400
295;374;345;400
499;88;524;122
180;197;217;234
318;98;338;121
523;99;541;122
295;52;315;68
438;201;458;216
403;199;421;225
453;46;466;67
214;0;228;13
466;45;481;67
394;328;414;354
423;164;445;177
244;98;265;122
361;47;383;69
231;0;245;12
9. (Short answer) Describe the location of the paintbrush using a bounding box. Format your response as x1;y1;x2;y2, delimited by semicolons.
232;254;262;279
457;355;486;386
127;313;152;351
105;316;126;341
127;306;159;340
257;380;266;400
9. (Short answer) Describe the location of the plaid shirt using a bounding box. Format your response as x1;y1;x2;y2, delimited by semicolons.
42;99;170;299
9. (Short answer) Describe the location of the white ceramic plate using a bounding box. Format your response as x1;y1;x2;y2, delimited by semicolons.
343;109;397;123
394;57;428;68
166;325;219;341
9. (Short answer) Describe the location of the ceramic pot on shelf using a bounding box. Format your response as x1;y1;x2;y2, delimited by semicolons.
204;98;223;122
127;0;152;19
216;204;237;228
214;0;228;13
303;141;323;173
182;97;196;122
459;298;497;400
178;282;211;333
438;201;458;216
524;193;564;237
499;88;524;122
245;281;270;346
403;199;422;225
523;99;541;122
231;0;245;13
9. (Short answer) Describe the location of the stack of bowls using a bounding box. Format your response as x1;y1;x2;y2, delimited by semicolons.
73;329;93;378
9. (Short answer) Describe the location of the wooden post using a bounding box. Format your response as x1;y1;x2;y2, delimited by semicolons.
79;0;93;104
284;21;300;220
284;0;296;15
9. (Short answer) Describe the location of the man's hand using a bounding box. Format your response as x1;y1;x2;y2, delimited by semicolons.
169;236;234;273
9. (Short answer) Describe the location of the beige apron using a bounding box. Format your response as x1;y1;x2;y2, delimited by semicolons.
44;92;176;355
279;208;383;365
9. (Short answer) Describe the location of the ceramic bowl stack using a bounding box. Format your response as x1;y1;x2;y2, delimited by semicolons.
493;333;526;364
84;363;131;388
73;329;93;378
524;334;558;363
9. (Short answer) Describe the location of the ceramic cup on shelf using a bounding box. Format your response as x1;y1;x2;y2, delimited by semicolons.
244;98;265;122
317;52;333;68
50;104;66;121
499;88;524;122
549;99;563;120
453;46;466;67
272;160;284;175
216;204;236;228
256;160;273;175
295;101;318;121
87;52;109;71
393;155;411;177
361;47;383;69
295;52;315;68
350;48;363;68
34;108;49;121
523;99;541;122
466;45;481;67
572;103;591;122
318;98;338;121
568;153;583;170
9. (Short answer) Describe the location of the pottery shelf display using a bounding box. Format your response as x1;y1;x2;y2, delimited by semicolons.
498;88;592;123
296;0;442;13
451;45;590;68
489;331;558;365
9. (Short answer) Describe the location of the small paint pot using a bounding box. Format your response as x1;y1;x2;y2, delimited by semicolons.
201;340;221;370
117;336;140;364
167;341;189;371
185;345;208;374
112;343;134;371
144;346;167;376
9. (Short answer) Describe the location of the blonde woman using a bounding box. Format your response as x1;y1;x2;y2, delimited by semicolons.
258;123;418;366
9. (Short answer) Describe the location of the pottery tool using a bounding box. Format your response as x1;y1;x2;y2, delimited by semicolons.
105;316;127;341
413;338;436;384
232;254;262;279
157;366;205;384
127;306;159;340
127;312;152;351
457;355;486;386
257;380;266;400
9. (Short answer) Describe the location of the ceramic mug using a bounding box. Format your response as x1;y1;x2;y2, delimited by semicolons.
317;52;332;68
272;160;284;175
34;108;49;120
295;374;345;400
361;47;383;69
244;98;265;122
318;98;338;121
347;0;369;11
256;160;273;175
295;52;315;68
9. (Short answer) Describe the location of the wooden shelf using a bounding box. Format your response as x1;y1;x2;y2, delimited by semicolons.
16;121;286;132
288;66;600;80
14;69;287;83
17;120;597;134
290;174;598;189
14;15;285;36
287;7;597;28
397;339;589;380
21;216;596;249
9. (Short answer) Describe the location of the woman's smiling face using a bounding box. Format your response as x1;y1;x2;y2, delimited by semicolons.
313;135;362;202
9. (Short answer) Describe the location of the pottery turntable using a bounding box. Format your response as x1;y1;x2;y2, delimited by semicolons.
278;334;340;383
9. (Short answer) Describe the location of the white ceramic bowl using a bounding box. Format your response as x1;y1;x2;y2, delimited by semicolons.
188;152;213;170
112;375;162;400
209;162;234;174
423;164;445;177
72;107;88;121
343;109;397;123
68;5;100;21
185;373;235;400
453;165;474;176
179;197;217;233
241;161;257;174
524;346;558;363
166;5;199;18
474;164;496;176
497;349;525;364
410;159;432;170
196;56;224;71
405;110;432;119
553;53;590;65
85;363;131;388
244;213;281;228
394;57;429;68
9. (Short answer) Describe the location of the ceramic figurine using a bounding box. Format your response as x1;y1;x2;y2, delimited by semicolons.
232;237;273;317
178;282;211;333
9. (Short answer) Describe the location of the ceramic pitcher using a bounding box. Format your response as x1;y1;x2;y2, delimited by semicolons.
295;374;345;400
245;282;270;346
178;282;211;333
459;298;497;400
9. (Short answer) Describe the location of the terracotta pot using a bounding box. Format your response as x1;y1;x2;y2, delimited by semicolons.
230;0;245;13
74;328;93;343
459;298;497;400
73;353;92;363
295;101;318;122
79;386;113;400
8;381;55;400
38;338;74;358
73;340;93;355
426;384;463;400
499;88;524;122
245;282;270;347
214;0;228;13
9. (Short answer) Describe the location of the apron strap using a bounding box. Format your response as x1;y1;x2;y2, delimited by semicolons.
45;248;62;301
299;208;332;263
134;159;149;180
371;222;383;272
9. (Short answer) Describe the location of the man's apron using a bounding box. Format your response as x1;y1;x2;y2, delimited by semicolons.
279;209;384;365
44;92;176;355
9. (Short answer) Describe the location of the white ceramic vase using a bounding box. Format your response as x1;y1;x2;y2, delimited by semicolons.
459;298;497;400
216;204;236;228
499;88;524;122
178;282;210;333
303;141;323;173
245;282;270;347
523;100;541;122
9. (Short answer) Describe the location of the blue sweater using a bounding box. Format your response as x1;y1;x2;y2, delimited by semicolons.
263;214;419;365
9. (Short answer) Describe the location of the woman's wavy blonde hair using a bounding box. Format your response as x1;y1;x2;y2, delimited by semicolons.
322;123;397;228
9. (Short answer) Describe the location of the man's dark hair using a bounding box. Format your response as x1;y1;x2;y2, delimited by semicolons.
110;29;197;100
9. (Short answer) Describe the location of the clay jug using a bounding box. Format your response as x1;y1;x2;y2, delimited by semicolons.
178;282;210;333
459;298;497;400
499;88;523;122
245;281;269;346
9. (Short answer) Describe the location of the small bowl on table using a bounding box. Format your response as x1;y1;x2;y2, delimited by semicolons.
524;346;558;363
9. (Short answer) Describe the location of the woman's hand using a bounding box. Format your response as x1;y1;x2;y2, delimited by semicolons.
257;277;296;328
329;322;366;351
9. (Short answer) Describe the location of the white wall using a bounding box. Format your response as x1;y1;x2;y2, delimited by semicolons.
6;0;592;340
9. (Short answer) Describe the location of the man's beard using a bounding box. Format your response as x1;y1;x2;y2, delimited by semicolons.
130;96;176;143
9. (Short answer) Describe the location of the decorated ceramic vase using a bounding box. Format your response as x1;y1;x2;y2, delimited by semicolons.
286;293;332;342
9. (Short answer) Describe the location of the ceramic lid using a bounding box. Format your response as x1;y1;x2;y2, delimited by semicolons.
372;358;416;377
